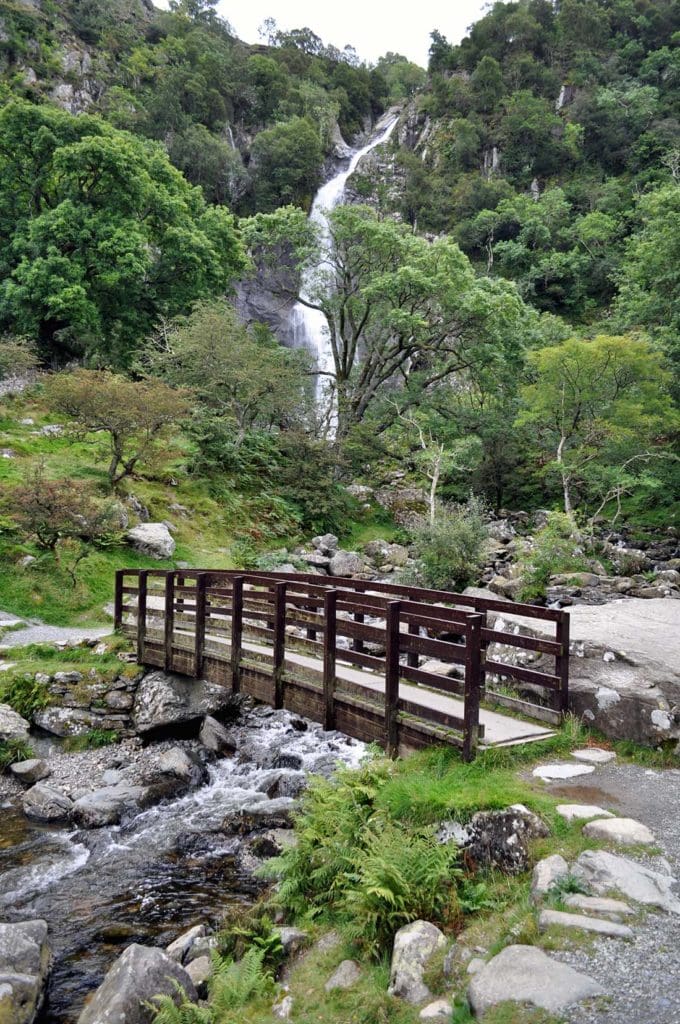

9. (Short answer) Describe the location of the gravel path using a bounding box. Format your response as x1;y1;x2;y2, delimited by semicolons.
0;622;110;648
548;762;680;1024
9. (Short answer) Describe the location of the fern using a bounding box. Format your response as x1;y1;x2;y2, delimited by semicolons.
149;982;211;1024
209;947;273;1015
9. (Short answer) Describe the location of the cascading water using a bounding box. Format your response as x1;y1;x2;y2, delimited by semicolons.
290;115;399;426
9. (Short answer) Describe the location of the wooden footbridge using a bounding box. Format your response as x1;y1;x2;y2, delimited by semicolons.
114;569;570;761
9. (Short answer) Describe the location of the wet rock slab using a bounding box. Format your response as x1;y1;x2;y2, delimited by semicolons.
0;919;51;1024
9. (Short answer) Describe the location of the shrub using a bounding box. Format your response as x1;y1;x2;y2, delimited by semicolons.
410;496;488;591
0;737;34;771
0;673;50;719
518;512;590;601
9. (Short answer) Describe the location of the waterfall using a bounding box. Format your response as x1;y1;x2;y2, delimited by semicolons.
290;115;399;428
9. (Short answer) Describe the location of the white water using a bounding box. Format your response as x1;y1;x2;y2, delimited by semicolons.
291;115;399;426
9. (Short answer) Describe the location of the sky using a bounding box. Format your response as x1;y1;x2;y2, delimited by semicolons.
154;1;492;67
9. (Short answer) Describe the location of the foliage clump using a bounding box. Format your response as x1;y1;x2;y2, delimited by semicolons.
410;497;488;592
517;513;590;602
0;738;34;771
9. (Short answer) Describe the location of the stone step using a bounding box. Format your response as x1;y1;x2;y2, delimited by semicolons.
538;909;634;939
564;894;635;918
583;817;656;846
571;748;617;765
556;803;614;822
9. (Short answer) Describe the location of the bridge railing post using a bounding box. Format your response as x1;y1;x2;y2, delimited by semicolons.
164;571;175;672
385;600;401;756
555;610;570;715
114;570;124;631
273;581;287;709
462;612;483;762
407;620;419;669
194;573;207;679
323;590;338;730
231;576;244;694
136;570;148;664
353;611;364;653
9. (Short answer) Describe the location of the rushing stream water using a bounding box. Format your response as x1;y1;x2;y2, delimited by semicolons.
0;709;365;1022
290;115;398;425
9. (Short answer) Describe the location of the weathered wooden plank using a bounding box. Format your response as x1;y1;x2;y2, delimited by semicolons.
481;628;561;656
484;660;560;689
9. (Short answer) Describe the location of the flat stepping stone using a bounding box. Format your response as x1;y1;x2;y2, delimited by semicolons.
533;763;595;781
571;748;617;765
564;895;634;918
573;850;680;914
557;804;614;822
532;854;569;901
538;909;633;939
467;944;605;1016
583;817;656;846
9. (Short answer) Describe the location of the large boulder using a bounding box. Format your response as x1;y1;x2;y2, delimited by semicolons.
71;784;148;828
10;759;50;784
77;943;197;1024
572;849;680;913
328;550;368;578
461;806;549;874
126;523;175;560
32;706;96;738
387;920;447;1004
468;944;604;1016
22;784;73;823
0;703;30;742
0;920;51;1024
132;671;235;734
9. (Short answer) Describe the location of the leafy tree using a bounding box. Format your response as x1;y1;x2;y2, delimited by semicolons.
470;55;504;113
410;496;488;592
0;335;38;382
0;101;247;365
45;370;190;487
517;335;678;521
249;117;323;212
243;204;532;437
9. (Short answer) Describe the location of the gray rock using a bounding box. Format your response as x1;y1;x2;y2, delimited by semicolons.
184;956;211;996
9;759;50;784
328;550;367;577
462;806;549;874
126;523;175;560
571;747;617;764
324;960;362;991
0;703;30;742
275;927;309;956
133;671;235;733
533;763;595;781
0;920;51;1024
22;784;73;823
531;854;569;901
104;690;134;711
538;909;633;939
199;715;236;756
157;747;203;785
386;543;409;567
185;936;218;964
388;920;447;1004
72;784;147;828
467;944;605;1016
573;849;680;913
563;894;634;917
556;804;614;822
166;925;207;964
312;533;338;554
32;706;96;738
76;943;196;1024
582;817;656;846
300;552;331;569
419;998;452;1019
272;995;293;1019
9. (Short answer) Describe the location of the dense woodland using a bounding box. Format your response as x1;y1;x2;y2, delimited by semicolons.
0;0;678;614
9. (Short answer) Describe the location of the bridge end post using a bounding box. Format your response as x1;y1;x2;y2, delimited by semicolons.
136;570;148;664
273;581;287;709
555;610;570;715
164;572;175;673
462;612;483;763
114;570;124;631
385;601;401;757
323;590;338;730
194;573;207;679
231;576;244;694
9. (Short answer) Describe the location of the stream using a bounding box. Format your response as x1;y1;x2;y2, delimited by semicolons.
0;709;365;1022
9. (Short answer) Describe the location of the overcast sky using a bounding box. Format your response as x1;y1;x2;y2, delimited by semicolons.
155;1;492;66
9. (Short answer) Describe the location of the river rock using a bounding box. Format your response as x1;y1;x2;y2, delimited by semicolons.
582;817;656;846
22;783;73;823
133;671;235;734
0;920;51;1024
76;943;197;1024
10;758;50;784
462;806;549;874
387;920;447;1004
0;703;30;742
166;925;207;964
531;854;569;901
328;550;367;577
468;944;605;1016
184;956;211;996
157;747;205;785
71;784;148;828
573;849;680;913
312;533;338;555
199;715;236;756
32;706;96;738
126;523;175;560
324;959;362;991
